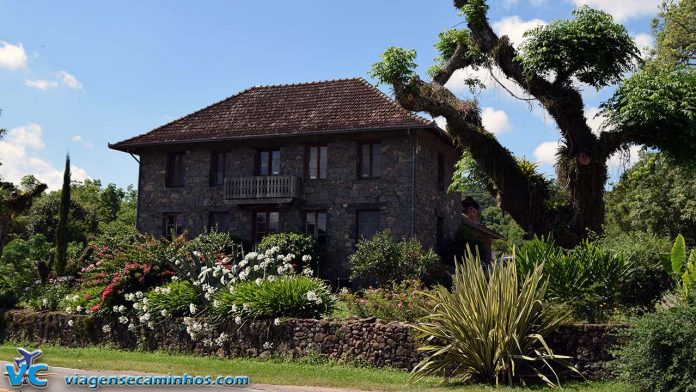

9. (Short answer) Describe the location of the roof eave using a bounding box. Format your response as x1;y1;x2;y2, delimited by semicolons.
109;123;441;152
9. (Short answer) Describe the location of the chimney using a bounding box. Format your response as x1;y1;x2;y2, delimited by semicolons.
462;196;480;223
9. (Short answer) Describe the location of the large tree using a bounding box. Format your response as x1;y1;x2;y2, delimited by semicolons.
371;1;696;246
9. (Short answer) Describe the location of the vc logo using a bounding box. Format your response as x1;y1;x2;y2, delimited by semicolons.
4;348;49;387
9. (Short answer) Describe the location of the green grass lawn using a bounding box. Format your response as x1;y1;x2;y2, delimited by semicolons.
0;344;631;391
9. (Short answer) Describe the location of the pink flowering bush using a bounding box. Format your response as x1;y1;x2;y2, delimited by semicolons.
340;279;434;322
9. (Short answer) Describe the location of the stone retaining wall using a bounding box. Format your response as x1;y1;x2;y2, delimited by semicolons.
0;310;625;379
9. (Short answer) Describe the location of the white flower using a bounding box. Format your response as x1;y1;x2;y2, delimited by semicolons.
274;318;281;326
136;291;143;299
133;302;141;310
302;255;312;262
172;276;179;281
267;275;276;282
118;305;126;313
65;307;72;314
76;305;83;313
160;309;168;317
119;316;128;324
231;304;238;313
147;322;154;329
41;298;48;307
125;293;134;301
262;341;273;350
234;316;242;324
212;300;220;309
142;298;149;305
67;320;74;327
255;278;263;286
128;323;136;332
287;253;295;260
302;267;313;276
189;303;197;314
102;325;111;333
112;305;119;312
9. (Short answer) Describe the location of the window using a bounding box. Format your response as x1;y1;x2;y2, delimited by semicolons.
208;211;230;232
166;152;185;187
253;210;279;243
305;211;327;245
359;142;381;178
162;213;183;239
356;210;380;239
307;145;328;179
257;149;281;176
209;151;226;186
437;153;445;191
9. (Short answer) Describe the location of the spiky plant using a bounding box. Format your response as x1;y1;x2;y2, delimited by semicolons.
410;248;578;387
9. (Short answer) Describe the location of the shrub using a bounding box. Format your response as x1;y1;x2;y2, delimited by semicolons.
256;232;317;271
340;279;434;322
350;231;438;286
517;237;630;323
59;285;105;314
411;249;575;386
143;280;199;319
614;306;696;392
25;279;73;311
212;275;334;319
597;232;673;310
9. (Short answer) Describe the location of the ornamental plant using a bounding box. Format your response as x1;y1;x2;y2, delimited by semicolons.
663;234;696;303
410;248;577;387
340;279;434;322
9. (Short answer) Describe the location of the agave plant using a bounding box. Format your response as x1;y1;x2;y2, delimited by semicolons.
410;248;578;387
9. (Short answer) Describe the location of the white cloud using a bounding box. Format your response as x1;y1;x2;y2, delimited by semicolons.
570;0;661;22
71;135;93;149
58;70;83;90
633;33;654;58
434;116;448;131
481;107;512;134
25;79;59;90
503;0;519;8
534;140;561;165
492;16;546;48
0;41;27;70
0;123;89;189
584;106;607;135
446;67;530;100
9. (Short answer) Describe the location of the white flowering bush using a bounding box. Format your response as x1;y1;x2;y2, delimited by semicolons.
211;275;335;319
137;280;198;322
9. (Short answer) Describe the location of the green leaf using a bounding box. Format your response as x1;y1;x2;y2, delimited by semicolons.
671;234;687;275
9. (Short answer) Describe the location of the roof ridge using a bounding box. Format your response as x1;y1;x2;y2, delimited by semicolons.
248;77;365;90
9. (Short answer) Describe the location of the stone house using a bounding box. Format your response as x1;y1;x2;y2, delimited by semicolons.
110;78;490;282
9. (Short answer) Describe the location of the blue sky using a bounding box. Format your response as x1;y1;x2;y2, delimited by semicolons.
0;0;660;190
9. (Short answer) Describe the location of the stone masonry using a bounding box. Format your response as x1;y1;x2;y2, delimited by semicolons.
135;128;463;282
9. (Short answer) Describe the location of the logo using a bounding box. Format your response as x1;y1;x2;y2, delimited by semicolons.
4;348;49;387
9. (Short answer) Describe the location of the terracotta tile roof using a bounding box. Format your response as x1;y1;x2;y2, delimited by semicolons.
110;78;436;151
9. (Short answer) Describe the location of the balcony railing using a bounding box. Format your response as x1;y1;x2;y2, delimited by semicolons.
224;176;299;203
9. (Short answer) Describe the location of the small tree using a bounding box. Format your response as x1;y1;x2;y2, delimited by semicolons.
350;231;437;286
55;154;71;274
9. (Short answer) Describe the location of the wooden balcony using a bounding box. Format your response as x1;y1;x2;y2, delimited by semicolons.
224;176;299;204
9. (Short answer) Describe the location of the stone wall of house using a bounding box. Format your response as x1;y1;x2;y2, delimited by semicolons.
135;129;464;282
1;310;624;380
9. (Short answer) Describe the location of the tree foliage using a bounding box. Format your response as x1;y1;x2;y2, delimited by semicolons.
605;152;696;245
519;7;640;88
370;0;696;247
653;0;696;67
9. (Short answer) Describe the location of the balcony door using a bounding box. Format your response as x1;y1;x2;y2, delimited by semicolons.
257;149;281;176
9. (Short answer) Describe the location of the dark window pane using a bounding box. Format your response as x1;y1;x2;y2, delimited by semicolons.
271;150;281;175
319;146;328;179
357;210;380;239
210;152;225;186
259;151;269;176
371;144;381;177
166;152;184;187
269;212;279;233
361;144;370;178
317;212;327;245
309;147;318;179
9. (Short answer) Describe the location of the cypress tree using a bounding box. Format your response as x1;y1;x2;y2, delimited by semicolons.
55;153;71;274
